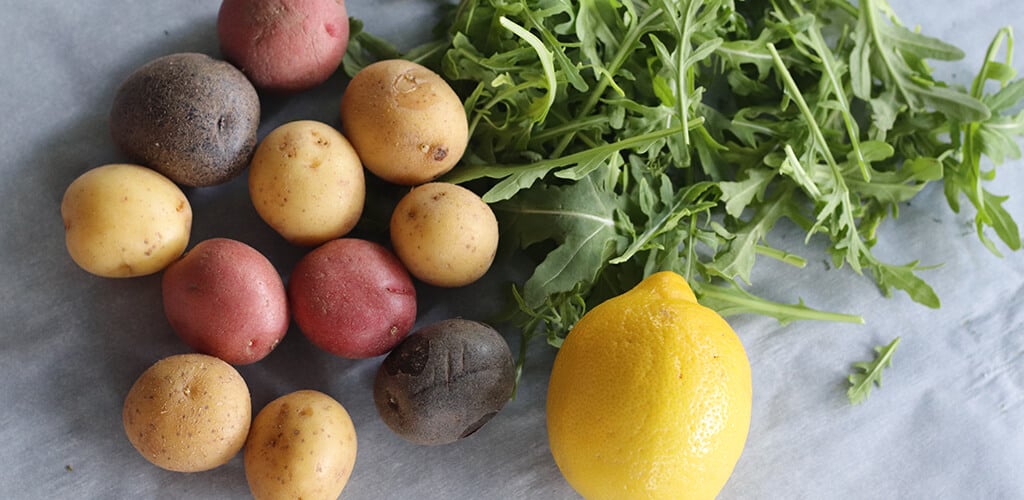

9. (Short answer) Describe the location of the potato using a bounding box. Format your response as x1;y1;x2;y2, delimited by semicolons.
339;59;468;185
109;52;260;187
61;164;192;278
288;238;417;358
248;120;365;246
389;182;499;287
161;238;289;365
373;319;515;445
218;0;349;93
122;353;251;472
245;390;357;500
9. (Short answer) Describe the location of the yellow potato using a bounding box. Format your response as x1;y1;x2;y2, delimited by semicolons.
244;390;357;500
61;164;192;277
389;182;499;287
340;59;468;185
248;120;365;246
122;353;252;473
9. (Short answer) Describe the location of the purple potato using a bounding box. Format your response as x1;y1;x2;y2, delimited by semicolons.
373;318;515;445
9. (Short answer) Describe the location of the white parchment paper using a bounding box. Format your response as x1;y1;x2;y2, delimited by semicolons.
1;0;1022;498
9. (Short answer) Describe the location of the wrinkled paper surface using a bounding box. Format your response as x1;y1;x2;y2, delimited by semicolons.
1;0;1022;498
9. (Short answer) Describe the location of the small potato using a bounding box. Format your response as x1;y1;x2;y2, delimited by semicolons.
109;52;260;187
122;354;251;472
389;182;498;287
249;120;365;246
245;390;357;500
61;164;192;278
340;59;468;185
162;238;289;365
288;238;417;358
373;319;515;445
218;0;350;93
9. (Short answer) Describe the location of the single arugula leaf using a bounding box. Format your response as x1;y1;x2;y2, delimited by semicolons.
879;22;964;61
975;190;1023;256
867;259;940;308
495;173;624;309
986;78;1024;113
848;337;902;405
718;167;776;218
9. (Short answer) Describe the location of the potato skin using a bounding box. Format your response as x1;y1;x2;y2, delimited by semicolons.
218;0;349;93
122;354;251;472
61;164;192;278
288;238;417;358
245;390;357;500
161;238;289;365
248;120;365;246
389;182;499;287
373;319;515;445
109;52;260;187
340;59;468;185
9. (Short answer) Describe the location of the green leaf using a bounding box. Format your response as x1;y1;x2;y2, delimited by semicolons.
848;337;902;405
915;83;992;122
718;168;775;218
611;180;718;265
706;187;793;284
496;175;623;309
498;16;558;123
978;190;1023;254
986;79;1024;113
868;260;941;308
880;23;964;61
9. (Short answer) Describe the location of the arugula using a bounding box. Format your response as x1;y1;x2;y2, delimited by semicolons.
847;336;901;405
346;0;1024;397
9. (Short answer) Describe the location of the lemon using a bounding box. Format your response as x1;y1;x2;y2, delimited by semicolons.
546;271;752;499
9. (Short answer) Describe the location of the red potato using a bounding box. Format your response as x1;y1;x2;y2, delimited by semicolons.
162;238;289;365
217;0;349;93
288;238;417;359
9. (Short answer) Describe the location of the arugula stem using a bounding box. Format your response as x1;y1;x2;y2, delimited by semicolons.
530;116;610;144
684;213;698;283
699;283;866;324
755;245;808;268
447;122;699;188
970;27;1014;99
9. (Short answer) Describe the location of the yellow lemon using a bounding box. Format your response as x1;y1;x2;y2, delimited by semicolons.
546;271;752;499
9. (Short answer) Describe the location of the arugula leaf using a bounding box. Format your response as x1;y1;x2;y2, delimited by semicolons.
706;185;792;285
495;173;624;310
848;337;902;405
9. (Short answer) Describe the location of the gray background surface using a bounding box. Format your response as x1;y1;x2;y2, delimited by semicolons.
2;0;1023;498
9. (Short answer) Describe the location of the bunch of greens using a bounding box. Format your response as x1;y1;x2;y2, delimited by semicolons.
347;0;1024;394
